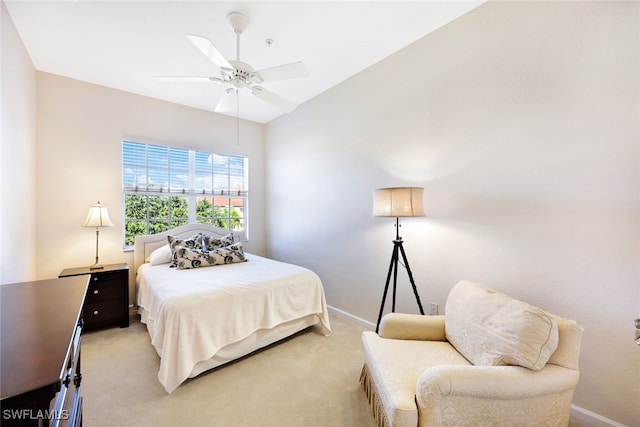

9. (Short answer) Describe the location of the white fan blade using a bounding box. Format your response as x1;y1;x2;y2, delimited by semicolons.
153;76;223;83
254;61;308;83
215;90;237;113
185;34;233;70
250;86;297;113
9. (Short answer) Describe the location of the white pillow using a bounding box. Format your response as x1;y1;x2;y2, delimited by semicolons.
147;244;172;266
445;280;559;371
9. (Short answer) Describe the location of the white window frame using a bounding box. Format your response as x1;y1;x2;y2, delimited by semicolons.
122;140;248;248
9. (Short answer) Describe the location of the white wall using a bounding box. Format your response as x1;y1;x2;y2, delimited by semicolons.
35;72;267;302
266;2;639;425
1;0;37;283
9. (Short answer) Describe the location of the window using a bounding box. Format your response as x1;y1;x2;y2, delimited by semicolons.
122;140;248;247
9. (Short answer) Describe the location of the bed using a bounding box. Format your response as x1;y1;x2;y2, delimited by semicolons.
134;224;331;393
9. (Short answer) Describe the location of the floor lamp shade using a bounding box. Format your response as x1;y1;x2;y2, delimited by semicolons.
373;187;425;217
83;202;114;269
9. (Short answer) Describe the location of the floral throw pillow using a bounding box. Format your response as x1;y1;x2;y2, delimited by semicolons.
167;233;204;268
174;242;247;270
202;232;235;251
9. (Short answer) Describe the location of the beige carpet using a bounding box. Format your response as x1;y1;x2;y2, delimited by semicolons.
81;314;376;427
81;314;587;427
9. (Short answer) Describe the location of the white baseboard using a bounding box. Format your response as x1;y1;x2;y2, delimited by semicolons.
327;305;375;330
570;405;627;427
327;306;627;427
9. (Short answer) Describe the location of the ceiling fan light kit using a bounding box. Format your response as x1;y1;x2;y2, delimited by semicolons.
156;12;307;115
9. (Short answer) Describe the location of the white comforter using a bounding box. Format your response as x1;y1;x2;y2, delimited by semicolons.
136;253;331;393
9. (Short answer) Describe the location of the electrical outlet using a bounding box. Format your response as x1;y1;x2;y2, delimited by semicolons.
429;302;438;316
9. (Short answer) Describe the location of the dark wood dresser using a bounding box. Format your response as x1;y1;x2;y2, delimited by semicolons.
58;263;129;331
0;276;88;426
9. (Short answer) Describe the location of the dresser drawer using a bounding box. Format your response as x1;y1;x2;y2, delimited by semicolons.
83;300;125;327
51;324;82;427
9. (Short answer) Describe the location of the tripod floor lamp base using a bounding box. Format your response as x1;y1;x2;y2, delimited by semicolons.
375;218;425;333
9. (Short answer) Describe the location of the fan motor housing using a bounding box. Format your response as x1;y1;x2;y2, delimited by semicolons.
224;60;257;88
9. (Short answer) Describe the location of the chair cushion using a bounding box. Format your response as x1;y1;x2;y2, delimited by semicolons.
445;281;559;371
361;331;470;427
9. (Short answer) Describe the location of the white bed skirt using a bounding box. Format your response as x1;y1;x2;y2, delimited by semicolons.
138;306;324;380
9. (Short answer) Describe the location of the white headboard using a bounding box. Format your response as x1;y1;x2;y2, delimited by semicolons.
133;224;245;272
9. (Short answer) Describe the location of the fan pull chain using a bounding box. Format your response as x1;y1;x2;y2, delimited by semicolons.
236;91;240;146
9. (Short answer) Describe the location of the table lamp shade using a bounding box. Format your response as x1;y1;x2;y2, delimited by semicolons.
83;202;114;228
373;187;425;217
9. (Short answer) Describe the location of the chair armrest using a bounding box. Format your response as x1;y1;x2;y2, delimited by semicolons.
378;313;447;341
416;364;579;425
417;364;580;401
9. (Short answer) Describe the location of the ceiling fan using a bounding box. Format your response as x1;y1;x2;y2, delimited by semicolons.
156;12;308;114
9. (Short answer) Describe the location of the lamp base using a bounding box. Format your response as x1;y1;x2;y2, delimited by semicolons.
375;236;425;333
89;263;105;270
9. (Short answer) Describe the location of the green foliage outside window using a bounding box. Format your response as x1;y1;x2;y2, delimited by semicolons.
124;195;189;246
195;198;242;230
124;195;243;246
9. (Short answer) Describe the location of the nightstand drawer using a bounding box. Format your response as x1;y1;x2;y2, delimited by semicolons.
86;277;125;303
84;300;124;326
59;263;129;331
90;270;126;284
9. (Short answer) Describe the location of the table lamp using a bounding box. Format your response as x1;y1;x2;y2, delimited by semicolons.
82;201;114;270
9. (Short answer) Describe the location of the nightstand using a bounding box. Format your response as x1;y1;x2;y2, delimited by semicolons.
59;263;130;331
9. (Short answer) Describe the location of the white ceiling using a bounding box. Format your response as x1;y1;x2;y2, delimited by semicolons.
5;0;484;124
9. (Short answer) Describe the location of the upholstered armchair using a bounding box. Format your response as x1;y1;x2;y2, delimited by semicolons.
360;280;583;427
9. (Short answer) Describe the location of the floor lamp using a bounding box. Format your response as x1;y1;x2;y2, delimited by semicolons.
82;201;114;270
373;187;425;333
